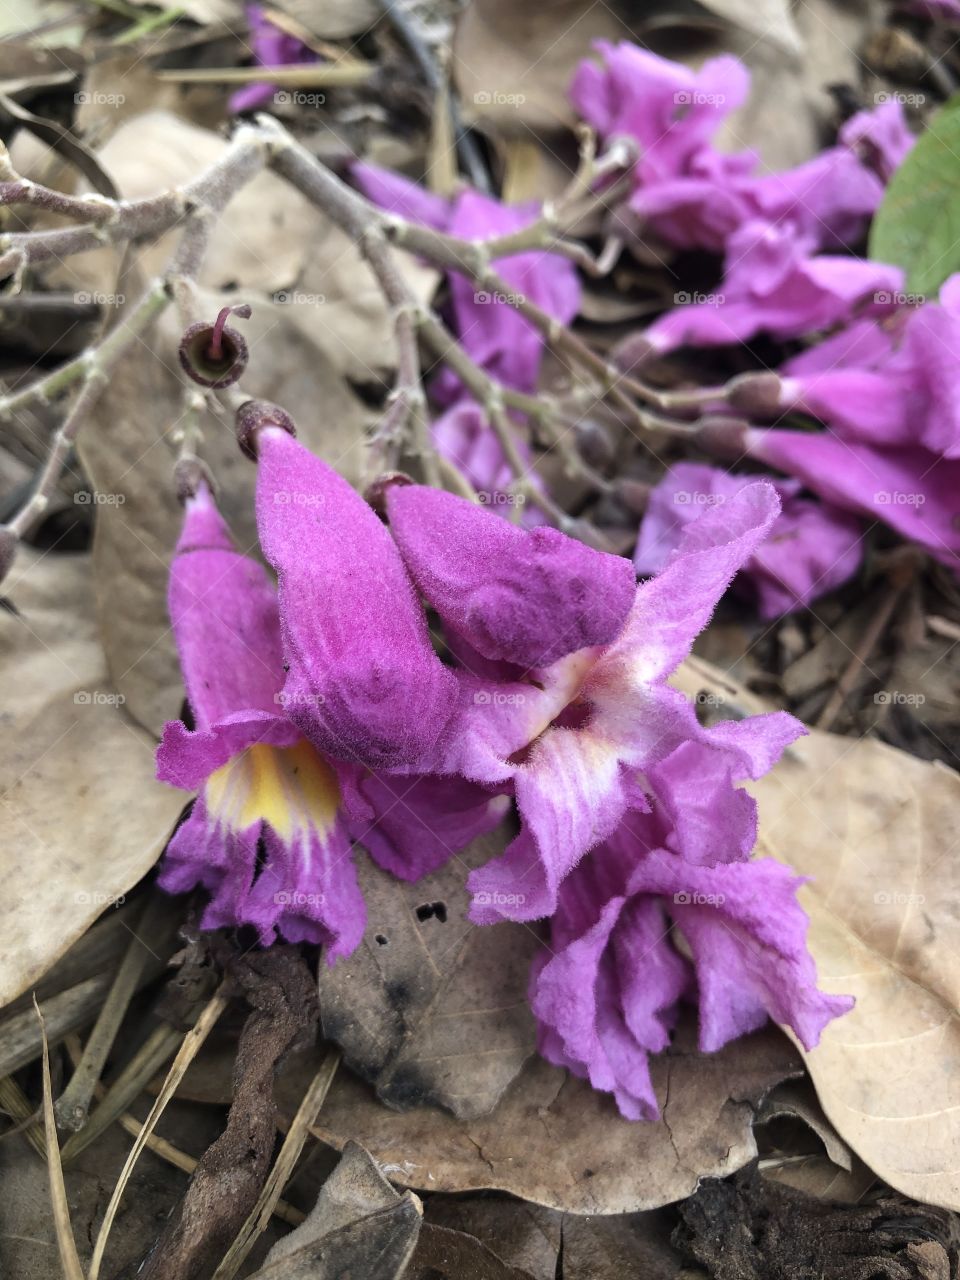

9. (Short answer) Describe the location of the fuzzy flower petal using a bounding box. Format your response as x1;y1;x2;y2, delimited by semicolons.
645;221;903;354
386;483;636;668
746;427;960;564
634;461;864;617
167;485;288;730
628;851;854;1052
255;429;458;769
352;772;509;881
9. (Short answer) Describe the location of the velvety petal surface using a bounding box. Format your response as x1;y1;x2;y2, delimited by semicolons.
255;429;458;769
387;483;636;668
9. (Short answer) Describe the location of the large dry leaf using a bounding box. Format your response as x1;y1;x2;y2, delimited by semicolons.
0;550;183;1008
676;655;960;1212
318;834;539;1120
311;1019;800;1213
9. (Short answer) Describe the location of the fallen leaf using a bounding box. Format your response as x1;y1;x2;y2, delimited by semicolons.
253;1141;422;1279
424;1197;560;1280
0;549;183;1008
318;833;539;1121
673;1165;959;1279
310;1018;801;1213
407;1224;536;1279
695;0;801;55
271;0;383;39
676;655;960;1213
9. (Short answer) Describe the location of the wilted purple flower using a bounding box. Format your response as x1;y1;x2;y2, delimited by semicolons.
634;462;864;617
385;479;802;923
230;6;317;115
254;428;459;770
638;221;903;356
777;275;960;458
155;485;365;956
571;40;891;255
531;814;852;1120
432;398;545;524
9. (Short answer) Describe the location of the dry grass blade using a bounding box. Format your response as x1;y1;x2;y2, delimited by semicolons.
212;1049;341;1279
87;984;230;1280
36;998;85;1280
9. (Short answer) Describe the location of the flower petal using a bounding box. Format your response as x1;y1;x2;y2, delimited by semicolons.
612;480;782;685
255;429;458;769
468;724;627;921
353;771;509;881
169;486;286;730
387;483;636;669
627;851;853;1052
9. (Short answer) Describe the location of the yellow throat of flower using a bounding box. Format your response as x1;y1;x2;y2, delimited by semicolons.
204;740;340;840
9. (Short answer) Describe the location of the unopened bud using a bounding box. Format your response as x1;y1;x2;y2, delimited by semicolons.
726;372;784;418
697;415;751;457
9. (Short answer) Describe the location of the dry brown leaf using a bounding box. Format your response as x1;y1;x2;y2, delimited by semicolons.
318;834;539;1121
270;0;381;39
424;1197;560;1280
696;0;801;53
0;550;182;1009
408;1224;537;1279
253;1141;422;1280
311;1019;800;1213
676;655;960;1213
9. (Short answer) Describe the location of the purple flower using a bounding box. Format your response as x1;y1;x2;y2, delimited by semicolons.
778;275;960;458
157;481;505;954
531;815;852;1120
230;6;317;115
254;428;459;770
432;398;545;525
571;41;889;255
634;462;864;617
155;484;365;957
354;165;580;396
638;221;903;355
727;275;960;564
384;479;803;923
839;99;915;183
744;428;960;566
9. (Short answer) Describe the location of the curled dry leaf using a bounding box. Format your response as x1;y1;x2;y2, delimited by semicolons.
310;1018;800;1214
676;655;960;1213
318;835;540;1120
252;1141;422;1280
0;550;182;1008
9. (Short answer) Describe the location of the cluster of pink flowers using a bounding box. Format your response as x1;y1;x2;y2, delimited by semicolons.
157;420;849;1120
353;41;960;619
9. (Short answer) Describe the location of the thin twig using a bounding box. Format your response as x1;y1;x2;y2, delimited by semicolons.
88;985;230;1280
212;1049;340;1278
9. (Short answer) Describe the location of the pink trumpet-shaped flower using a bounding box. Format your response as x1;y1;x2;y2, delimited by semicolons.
385;479;803;923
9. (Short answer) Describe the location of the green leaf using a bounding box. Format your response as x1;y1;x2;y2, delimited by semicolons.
869;94;960;296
